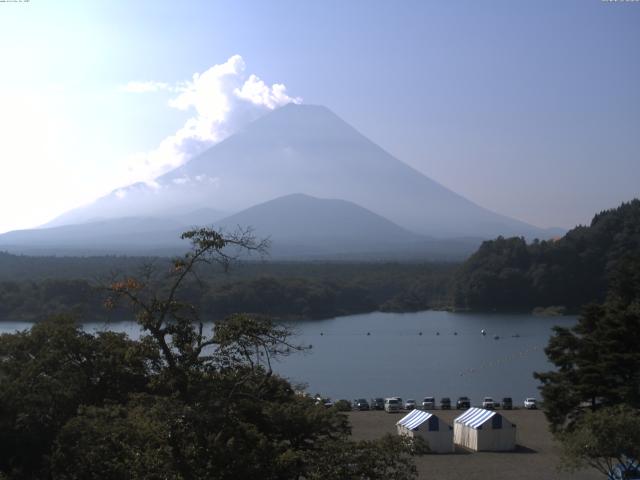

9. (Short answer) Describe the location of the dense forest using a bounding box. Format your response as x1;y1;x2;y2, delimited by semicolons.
0;257;455;322
452;199;640;311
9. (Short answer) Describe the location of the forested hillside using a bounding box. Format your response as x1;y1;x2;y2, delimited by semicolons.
452;200;640;311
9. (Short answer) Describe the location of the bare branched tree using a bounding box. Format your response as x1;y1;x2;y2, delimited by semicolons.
103;227;306;396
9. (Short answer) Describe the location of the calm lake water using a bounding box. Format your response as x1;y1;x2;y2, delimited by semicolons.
0;310;575;405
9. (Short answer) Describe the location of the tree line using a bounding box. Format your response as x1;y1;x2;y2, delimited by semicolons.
0;262;455;322
452;199;640;311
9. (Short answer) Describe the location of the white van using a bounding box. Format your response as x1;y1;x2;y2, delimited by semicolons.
384;397;401;413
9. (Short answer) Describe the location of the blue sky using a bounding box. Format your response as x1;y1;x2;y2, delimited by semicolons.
0;0;638;233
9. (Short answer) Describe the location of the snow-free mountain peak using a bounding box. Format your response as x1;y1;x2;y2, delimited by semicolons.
216;193;420;243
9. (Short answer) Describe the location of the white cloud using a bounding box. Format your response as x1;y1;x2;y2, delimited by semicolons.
195;174;220;187
235;74;296;109
172;176;189;185
119;81;171;93
121;55;301;186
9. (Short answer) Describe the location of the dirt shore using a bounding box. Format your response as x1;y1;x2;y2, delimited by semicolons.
347;409;601;480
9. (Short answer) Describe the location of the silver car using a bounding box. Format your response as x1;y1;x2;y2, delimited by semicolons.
405;399;416;410
384;398;401;413
482;397;495;409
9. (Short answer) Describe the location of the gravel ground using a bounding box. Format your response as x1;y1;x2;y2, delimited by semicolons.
347;409;602;480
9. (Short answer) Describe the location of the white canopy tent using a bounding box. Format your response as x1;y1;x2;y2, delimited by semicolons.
396;409;454;453
453;407;516;451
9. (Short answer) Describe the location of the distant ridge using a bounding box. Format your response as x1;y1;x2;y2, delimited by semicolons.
0;193;481;259
0;217;186;255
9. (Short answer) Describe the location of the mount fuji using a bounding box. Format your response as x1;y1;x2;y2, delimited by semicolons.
1;104;560;257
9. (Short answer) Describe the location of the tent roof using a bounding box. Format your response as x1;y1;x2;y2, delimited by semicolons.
397;409;433;430
455;407;498;429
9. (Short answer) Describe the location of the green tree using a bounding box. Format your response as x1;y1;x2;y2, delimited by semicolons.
304;435;426;480
534;256;640;432
559;405;640;477
535;255;640;478
51;401;178;480
96;228;422;479
0;316;155;478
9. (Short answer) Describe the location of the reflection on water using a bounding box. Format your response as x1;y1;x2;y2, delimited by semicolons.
0;310;574;404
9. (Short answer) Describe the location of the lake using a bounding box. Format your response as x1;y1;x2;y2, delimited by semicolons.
0;310;574;405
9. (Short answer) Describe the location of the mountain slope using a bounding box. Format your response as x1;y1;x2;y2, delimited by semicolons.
0;217;187;255
47;104;553;239
217;193;420;241
214;193;422;257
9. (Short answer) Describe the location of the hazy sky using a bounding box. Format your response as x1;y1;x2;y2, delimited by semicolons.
0;0;638;233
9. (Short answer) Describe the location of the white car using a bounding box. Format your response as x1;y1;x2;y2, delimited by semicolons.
524;398;537;409
422;397;435;409
405;399;416;410
384;398;401;413
482;397;495;409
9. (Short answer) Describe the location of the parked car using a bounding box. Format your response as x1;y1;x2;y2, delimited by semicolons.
440;397;451;410
314;396;334;408
384;397;401;413
456;396;471;409
422;396;435;409
370;398;385;410
482;397;495;409
405;399;416;410
524;397;537;409
391;397;403;409
502;397;513;410
352;398;370;411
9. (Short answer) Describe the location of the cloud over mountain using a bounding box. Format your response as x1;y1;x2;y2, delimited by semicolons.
122;55;301;185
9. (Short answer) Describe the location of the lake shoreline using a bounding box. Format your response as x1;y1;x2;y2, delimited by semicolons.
0;304;576;325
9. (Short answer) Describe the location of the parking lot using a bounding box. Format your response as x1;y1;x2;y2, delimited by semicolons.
348;409;601;480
